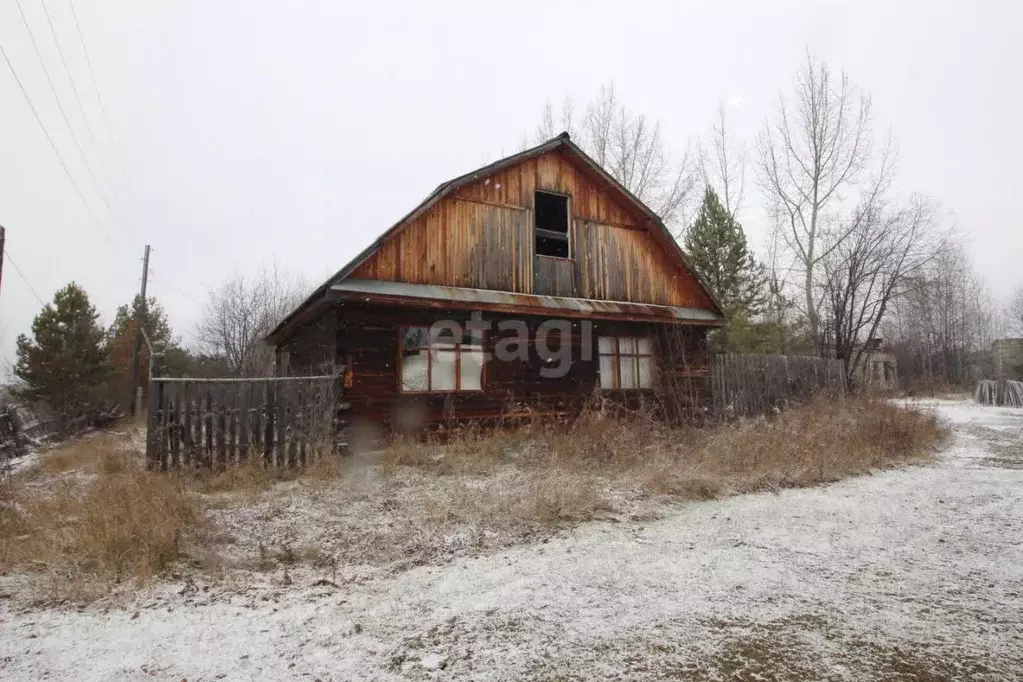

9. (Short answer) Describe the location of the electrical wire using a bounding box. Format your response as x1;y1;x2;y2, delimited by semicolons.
14;0;114;217
3;248;47;307
0;38;116;247
37;0;118;215
67;0;138;222
147;268;206;307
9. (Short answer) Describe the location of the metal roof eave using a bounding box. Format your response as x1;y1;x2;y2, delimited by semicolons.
325;279;726;326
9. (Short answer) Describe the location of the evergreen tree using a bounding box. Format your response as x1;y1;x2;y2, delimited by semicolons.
108;295;191;408
684;187;767;320
108;295;176;380
109;295;174;349
14;283;114;432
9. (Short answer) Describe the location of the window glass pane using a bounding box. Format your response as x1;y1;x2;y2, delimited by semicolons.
431;324;458;345
620;355;638;388
401;349;429;392
619;337;637;354
638;356;655;388
598;336;614;354
637;337;653;354
431;348;457;391
460;347;484;391
404;327;429;348
463;326;485;346
599;354;616;389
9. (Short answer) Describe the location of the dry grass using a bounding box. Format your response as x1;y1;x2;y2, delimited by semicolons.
0;398;946;603
38;433;138;476
381;396;947;528
644;397;946;498
0;468;201;602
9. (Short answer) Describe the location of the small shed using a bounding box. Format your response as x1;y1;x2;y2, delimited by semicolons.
992;338;1023;381
851;339;899;392
265;133;727;432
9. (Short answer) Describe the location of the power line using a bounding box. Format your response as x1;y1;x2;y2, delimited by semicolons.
147;268;206;307
67;0;138;224
14;0;113;217
35;0;117;215
0;36;117;247
3;248;46;307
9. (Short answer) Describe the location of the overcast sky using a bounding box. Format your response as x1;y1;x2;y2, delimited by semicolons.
1;0;1020;369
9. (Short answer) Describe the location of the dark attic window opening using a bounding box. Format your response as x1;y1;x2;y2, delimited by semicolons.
534;191;569;258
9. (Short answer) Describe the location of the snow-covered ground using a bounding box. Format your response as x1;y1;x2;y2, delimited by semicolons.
2;399;1021;680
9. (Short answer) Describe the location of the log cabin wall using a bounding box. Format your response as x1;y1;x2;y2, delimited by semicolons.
276;308;338;376
349;149;716;310
336;303;709;430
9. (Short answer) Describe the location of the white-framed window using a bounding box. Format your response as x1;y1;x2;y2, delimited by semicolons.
598;336;655;389
399;326;484;393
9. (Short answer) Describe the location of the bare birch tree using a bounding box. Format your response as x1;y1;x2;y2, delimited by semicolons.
821;196;946;385
1008;285;1023;335
700;102;747;220
194;263;307;377
885;243;995;386
757;53;876;353
531;83;698;229
534;97;576;143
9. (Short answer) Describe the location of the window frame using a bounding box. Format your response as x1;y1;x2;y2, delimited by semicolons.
598;335;656;390
397;325;486;394
533;190;572;260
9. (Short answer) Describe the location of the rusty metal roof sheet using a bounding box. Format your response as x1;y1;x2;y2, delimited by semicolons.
327;279;726;325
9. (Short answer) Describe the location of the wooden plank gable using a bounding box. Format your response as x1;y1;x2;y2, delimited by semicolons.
350;148;715;310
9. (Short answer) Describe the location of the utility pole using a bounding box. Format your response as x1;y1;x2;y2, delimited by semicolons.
0;225;6;299
131;244;151;417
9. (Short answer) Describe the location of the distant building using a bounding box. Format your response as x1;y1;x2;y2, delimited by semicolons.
851;339;898;392
992;338;1023;381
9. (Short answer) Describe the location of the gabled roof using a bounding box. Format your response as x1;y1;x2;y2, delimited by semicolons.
266;132;726;344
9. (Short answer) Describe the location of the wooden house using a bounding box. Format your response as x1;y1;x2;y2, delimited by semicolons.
265;133;727;432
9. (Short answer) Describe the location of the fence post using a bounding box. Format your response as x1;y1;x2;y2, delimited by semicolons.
264;381;276;466
145;379;159;467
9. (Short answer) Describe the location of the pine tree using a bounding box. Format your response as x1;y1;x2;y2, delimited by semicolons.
684;187;766;320
14;283;114;432
109;295;174;349
107;295;190;407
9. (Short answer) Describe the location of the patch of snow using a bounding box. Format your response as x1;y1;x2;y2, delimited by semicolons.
2;450;39;476
420;652;447;670
1;399;1020;680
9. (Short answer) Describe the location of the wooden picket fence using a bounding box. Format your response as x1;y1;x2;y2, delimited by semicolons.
146;375;338;470
710;353;846;418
